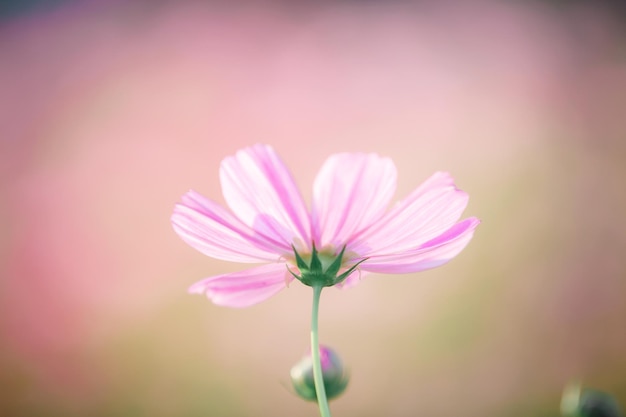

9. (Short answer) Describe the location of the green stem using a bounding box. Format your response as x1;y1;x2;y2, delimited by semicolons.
311;285;332;417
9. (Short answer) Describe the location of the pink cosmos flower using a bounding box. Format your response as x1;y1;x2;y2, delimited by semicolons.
171;144;479;308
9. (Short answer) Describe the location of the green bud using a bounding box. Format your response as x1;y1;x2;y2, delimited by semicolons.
290;345;349;401
562;383;623;417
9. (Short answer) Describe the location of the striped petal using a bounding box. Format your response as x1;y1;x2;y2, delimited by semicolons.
220;144;311;251
171;190;282;262
189;263;292;308
351;172;470;256
312;153;397;249
360;217;480;273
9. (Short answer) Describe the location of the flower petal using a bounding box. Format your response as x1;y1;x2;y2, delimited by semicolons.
351;172;470;256
172;190;283;262
312;153;397;249
360;217;480;273
220;144;311;250
189;263;292;308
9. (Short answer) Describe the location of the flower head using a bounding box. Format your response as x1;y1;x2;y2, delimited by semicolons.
171;144;479;307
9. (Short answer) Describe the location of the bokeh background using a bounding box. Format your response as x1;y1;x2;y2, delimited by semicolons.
1;1;625;416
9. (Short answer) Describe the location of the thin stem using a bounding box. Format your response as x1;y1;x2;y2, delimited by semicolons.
311;285;332;417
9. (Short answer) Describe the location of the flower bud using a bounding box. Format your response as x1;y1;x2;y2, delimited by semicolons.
562;383;623;417
290;345;349;401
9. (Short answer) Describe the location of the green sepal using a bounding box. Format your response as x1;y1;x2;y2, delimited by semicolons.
335;257;369;285
286;264;303;281
290;244;367;288
324;245;346;278
292;245;309;271
309;243;323;273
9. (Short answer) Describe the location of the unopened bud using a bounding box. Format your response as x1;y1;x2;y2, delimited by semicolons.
290;345;349;401
562;383;623;417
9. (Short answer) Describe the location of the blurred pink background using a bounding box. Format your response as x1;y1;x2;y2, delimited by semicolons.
1;1;625;416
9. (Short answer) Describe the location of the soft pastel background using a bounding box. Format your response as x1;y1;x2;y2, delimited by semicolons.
1;1;625;416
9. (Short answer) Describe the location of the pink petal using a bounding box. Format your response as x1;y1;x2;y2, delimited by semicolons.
360;217;480;273
312;153;397;249
189;263;292;308
220;145;311;251
351;172;470;256
172;190;283;263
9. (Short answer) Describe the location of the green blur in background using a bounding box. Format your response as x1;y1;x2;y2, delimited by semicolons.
1;1;625;416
